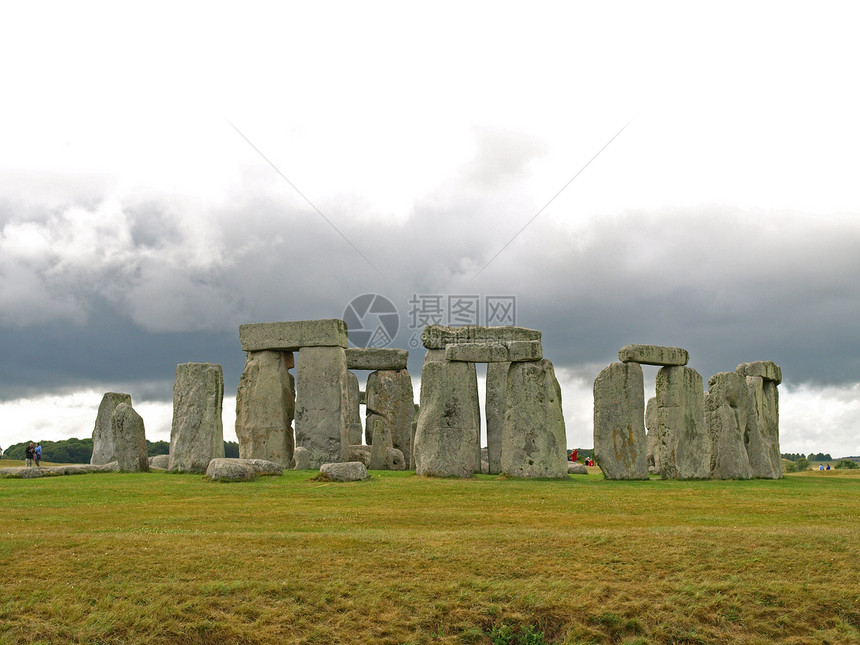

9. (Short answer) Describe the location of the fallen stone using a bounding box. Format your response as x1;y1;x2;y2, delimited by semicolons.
240;319;348;352
421;325;541;349
485;361;508;475
206;458;255;482
444;340;543;363
44;462;119;475
169;363;225;474
706;372;754;479
593;362;648;480
0;467;44;478
345;347;409;371
568;462;588;475
657;366;709;480
736;360;782;384
111;403;149;472
413;359;480;477
235;350;295;466
290;446;310;470
347;444;371;467
618;344;689;366
744;375;782;479
320;461;370;482
239;458;284;476
365;369;414;468
91;392;132;465
294;346;350;469
149;454;170;469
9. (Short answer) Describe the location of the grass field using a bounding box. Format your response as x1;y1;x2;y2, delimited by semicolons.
1;468;858;645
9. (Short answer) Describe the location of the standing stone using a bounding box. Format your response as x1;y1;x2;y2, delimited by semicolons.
91;392;132;465
645;396;660;473
111;403;149;472
656;366;709;480
169;363;225;473
410;403;419;468
706;372;754;479
744;375;782;479
294;346;349;469
503;359;568;478
290;445;310;470
592;362;648;480
365;369;415;468
345;371;363;446
235;351;295;466
368;417;391;470
485;361;509;475
413;359;480;477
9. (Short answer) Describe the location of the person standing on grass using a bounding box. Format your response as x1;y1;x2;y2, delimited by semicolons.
25;442;35;467
34;442;42;467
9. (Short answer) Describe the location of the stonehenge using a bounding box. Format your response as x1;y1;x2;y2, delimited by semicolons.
91;392;132;465
414;325;567;478
169;362;225;473
593;344;782;480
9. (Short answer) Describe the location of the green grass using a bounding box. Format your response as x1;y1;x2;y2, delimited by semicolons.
1;469;858;644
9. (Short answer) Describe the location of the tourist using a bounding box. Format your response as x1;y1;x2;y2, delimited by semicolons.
34;442;42;467
570;449;578;462
25;442;35;467
819;464;824;471
826;464;831;471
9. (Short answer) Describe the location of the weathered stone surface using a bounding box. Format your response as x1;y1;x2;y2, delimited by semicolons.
413;360;480;477
111;403;149;472
745;376;782;478
568;462;588;475
387;447;406;470
346;371;363;446
593;362;648;480
345;348;408;371
502;359;568;478
294;346;349;469
445;341;543;363
365;369;414;468
91;392;132;465
41;463;119;475
206;458;255;482
485;362;508;475
618;344;689;366
240;319;348;351
359;390;367;405
368;417;391;470
290;446;310;470
149;454;170;469
645;396;660;471
657;366;709;480
423;349;447;363
169;363;225;474
706;372;754;479
736;361;782;385
239;458;284;476
347;444;371;467
410;403;419;468
320;461;370;482
235;350;295;466
422;325;541;349
0;467;44;478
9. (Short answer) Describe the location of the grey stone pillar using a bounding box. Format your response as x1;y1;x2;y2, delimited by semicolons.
593;362;648;480
706;371;754;479
169;363;225;473
365;369;415;468
346;371;363;446
294;346;349;469
485;361;509;475
656;365;708;480
645;396;659;473
112;403;149;472
502;359;568;478
235;350;295;466
91;392;132;465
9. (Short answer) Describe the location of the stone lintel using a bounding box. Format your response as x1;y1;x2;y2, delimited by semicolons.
736;361;782;384
445;340;543;363
345;347;408;371
240;319;348;352
618;344;689;366
422;325;541;350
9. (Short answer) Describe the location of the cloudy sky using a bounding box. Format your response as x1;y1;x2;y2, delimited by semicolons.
2;1;859;457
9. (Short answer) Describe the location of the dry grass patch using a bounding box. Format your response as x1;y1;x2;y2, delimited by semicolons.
1;469;858;644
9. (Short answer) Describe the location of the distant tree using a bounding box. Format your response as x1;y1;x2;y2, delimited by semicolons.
224;441;239;458
834;460;858;470
147;440;170;456
796;456;810;471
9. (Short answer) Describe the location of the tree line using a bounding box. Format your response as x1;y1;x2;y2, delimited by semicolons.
1;438;240;463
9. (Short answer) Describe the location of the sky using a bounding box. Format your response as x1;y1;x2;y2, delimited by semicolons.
1;1;859;457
